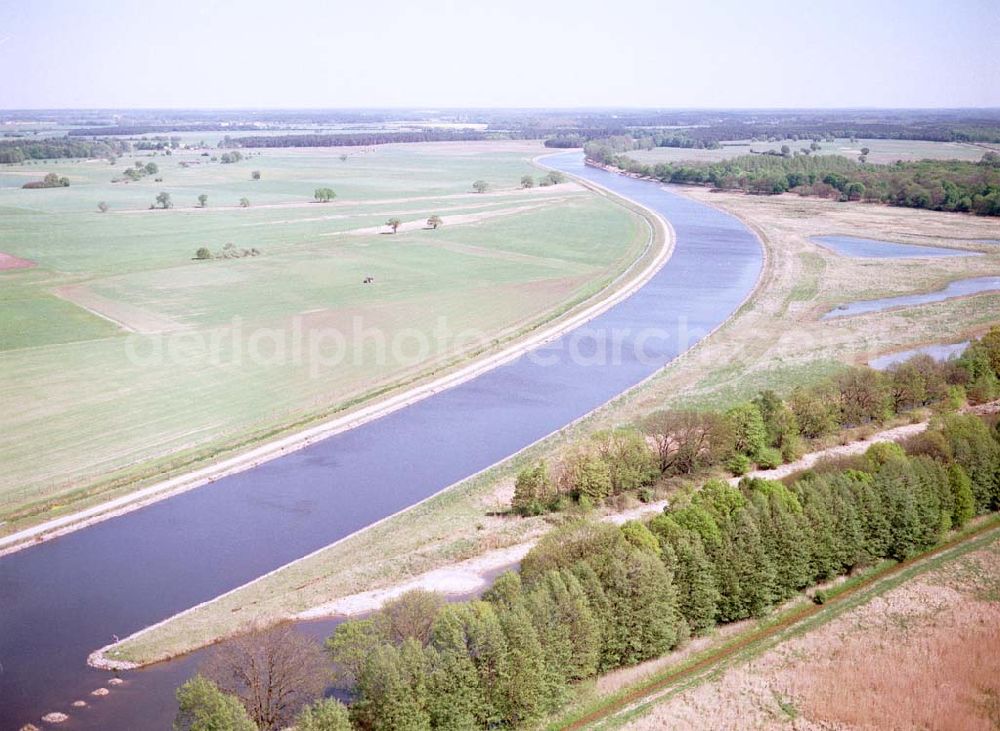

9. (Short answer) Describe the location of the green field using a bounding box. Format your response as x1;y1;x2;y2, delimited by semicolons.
0;141;647;520
624;137;994;165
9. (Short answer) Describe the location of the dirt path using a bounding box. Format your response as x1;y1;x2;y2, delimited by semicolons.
322;202;552;237
53;284;185;334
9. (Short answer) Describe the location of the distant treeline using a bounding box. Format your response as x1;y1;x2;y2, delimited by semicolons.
225;130;488;148
0;137;128;163
68;124;263;136
587;140;1000;216
673;121;1000;145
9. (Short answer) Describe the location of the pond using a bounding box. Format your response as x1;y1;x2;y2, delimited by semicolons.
868;342;970;370
811;235;979;259
823;276;1000;319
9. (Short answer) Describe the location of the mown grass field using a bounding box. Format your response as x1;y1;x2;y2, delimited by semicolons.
0;141;647;521
624;137;995;165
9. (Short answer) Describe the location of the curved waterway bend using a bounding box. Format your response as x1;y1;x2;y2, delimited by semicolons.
0;153;763;729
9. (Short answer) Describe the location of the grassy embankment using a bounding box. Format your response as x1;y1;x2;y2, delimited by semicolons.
106;170;1000;666
551;514;1000;730
0;141;651;532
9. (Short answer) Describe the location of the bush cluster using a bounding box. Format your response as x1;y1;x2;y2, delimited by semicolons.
512;332;1000;516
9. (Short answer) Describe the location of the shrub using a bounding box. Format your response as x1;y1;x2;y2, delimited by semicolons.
756;447;782;470
590;428;659;494
726;402;768;458
562;452;612;502
727;453;751;476
195;247;212;260
512;462;556;515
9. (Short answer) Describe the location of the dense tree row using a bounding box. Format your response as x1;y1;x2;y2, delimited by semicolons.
0;137;129;163
224;130;487;149
512;332;1000;516
586;140;1000;216
259;414;999;731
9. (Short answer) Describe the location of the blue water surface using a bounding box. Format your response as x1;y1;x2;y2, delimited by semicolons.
824;276;1000;319
0;154;763;729
812;235;978;259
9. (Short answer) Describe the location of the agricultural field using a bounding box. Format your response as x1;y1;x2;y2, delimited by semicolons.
624;137;995;165
619;533;1000;730
0;140;648;524
106;185;1000;667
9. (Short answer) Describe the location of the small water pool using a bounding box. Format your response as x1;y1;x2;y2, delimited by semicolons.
824;276;1000;319
812;235;979;259
869;341;969;370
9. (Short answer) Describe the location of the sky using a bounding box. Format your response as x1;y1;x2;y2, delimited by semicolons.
0;0;998;109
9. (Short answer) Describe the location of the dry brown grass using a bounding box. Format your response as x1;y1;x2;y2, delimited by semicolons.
624;543;1000;731
799;612;999;730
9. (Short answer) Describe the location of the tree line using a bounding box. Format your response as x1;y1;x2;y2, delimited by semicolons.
175;408;1000;730
0;137;129;164
585;140;1000;216
224;130;487;149
512;331;1000;516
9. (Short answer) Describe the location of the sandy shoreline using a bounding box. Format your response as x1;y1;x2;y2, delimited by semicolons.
0;158;670;558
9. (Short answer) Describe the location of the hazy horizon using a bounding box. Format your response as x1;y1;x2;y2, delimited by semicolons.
2;0;998;110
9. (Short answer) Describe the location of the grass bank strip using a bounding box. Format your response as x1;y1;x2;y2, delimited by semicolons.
0;170;669;556
549;514;1000;731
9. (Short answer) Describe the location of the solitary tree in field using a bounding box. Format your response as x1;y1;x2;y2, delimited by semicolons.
521;175;535;189
545;171;566;185
198;194;208;207
144;162;158;175
314;187;336;203
239;197;250;208
426;214;442;229
780;145;791;157
339;154;348;162
386;217;402;233
861;147;871;156
155;191;172;209
472;179;489;193
97;201;109;213
251;170;261;180
195;247;212;260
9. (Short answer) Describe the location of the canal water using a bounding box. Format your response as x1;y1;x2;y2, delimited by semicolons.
0;153;763;729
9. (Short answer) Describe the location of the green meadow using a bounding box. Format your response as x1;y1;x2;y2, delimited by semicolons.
0;141;646;523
